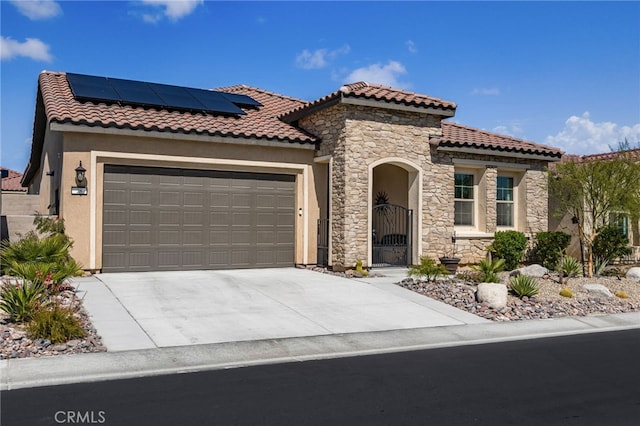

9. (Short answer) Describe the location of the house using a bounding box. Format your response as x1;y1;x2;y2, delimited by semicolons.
21;71;562;272
1;167;38;242
549;149;640;263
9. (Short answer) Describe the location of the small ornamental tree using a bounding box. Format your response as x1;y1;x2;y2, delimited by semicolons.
549;150;640;277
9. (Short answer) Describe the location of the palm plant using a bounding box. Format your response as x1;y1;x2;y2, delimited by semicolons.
473;258;505;283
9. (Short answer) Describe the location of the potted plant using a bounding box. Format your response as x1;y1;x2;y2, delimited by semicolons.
439;232;461;274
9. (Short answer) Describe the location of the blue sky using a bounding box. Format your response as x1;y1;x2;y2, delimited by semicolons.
2;1;639;172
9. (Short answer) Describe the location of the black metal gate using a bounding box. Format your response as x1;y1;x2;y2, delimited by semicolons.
317;218;329;267
372;204;412;267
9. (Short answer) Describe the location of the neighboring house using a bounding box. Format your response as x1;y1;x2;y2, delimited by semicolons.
549;149;640;263
1;167;38;242
21;71;562;272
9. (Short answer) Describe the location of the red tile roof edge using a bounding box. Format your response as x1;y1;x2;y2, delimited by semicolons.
1;168;28;192
439;122;563;158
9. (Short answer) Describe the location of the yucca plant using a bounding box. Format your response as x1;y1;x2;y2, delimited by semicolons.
0;279;48;323
509;275;539;299
473;258;505;283
408;256;449;281
558;256;582;285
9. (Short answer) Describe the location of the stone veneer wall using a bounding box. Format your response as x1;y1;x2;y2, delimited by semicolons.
300;103;552;268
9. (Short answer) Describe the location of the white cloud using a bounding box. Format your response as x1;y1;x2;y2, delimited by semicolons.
344;61;408;88
295;44;350;70
472;87;500;96
140;0;203;22
1;36;53;62
493;121;524;137
545;112;640;155
10;0;61;20
406;40;417;54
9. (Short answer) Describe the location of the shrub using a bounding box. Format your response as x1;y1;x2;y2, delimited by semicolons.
408;256;449;281
533;231;572;269
559;288;574;298
473;258;505;283
615;291;629;299
489;231;528;271
559;256;582;278
592;226;632;274
27;305;85;344
0;279;48;323
509;275;539;298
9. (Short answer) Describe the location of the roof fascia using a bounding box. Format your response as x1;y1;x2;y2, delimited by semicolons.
340;96;456;117
48;122;317;150
437;146;562;162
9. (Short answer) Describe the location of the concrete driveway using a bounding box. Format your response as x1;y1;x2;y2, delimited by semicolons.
73;268;487;352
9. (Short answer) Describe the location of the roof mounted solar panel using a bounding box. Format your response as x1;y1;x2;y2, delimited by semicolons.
186;88;246;115
221;92;262;108
108;78;164;107
66;73;120;103
147;83;207;111
66;72;257;116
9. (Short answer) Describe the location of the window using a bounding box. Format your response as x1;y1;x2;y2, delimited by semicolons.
610;212;629;238
497;176;514;227
454;173;474;226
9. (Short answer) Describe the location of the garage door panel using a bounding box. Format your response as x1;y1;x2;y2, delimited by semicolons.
103;165;295;272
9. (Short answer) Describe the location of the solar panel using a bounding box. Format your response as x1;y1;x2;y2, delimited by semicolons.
221;92;262;107
66;72;257;116
108;78;164;107
186;88;246;115
148;83;207;111
66;73;120;103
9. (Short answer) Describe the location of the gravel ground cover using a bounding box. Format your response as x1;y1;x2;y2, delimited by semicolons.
0;287;106;360
398;268;640;322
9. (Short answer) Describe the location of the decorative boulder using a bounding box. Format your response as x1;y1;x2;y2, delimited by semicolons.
626;267;640;281
582;284;613;298
511;264;548;278
477;283;508;309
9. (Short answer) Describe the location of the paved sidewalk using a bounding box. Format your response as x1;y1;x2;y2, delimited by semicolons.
2;311;639;390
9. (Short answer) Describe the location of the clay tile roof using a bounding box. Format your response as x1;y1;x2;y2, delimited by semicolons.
1;168;28;192
438;122;563;159
579;148;640;162
37;71;317;145
280;81;456;122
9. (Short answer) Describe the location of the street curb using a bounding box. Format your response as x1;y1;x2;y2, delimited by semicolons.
2;311;639;391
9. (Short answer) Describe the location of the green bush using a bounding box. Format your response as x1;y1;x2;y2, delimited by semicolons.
473;258;505;283
489;231;528;271
27;305;85;344
533;231;572;269
592;226;632;273
509;275;539;298
408;256;449;281
0;280;48;323
559;256;582;278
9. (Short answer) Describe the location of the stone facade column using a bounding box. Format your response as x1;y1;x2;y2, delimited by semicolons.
485;166;498;233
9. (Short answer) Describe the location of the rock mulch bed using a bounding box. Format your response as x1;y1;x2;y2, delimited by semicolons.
0;289;106;360
398;272;640;322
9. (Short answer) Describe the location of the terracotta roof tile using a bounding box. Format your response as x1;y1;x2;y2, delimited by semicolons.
280;81;456;121
439;122;563;159
38;71;317;145
1;168;27;192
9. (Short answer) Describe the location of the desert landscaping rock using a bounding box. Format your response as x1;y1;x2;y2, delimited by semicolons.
477;283;508;309
512;264;549;278
625;267;640;281
582;284;614;298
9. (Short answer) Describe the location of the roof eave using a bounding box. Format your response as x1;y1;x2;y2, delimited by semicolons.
437;144;562;162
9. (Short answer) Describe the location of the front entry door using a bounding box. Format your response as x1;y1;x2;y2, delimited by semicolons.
372;204;412;267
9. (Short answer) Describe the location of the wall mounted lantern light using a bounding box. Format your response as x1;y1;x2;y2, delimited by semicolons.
71;161;87;195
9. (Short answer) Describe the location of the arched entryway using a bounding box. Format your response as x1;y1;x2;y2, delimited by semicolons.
369;160;421;267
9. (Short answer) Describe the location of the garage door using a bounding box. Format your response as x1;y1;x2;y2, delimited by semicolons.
102;165;295;272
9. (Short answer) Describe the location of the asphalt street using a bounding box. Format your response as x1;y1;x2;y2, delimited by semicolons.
3;328;640;426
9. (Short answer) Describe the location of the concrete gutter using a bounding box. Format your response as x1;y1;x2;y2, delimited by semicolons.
2;311;639;391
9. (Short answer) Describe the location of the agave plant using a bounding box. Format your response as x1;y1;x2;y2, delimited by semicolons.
559;256;582;280
509;275;539;299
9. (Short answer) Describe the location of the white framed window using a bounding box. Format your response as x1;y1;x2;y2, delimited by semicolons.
454;172;475;226
497;175;514;227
